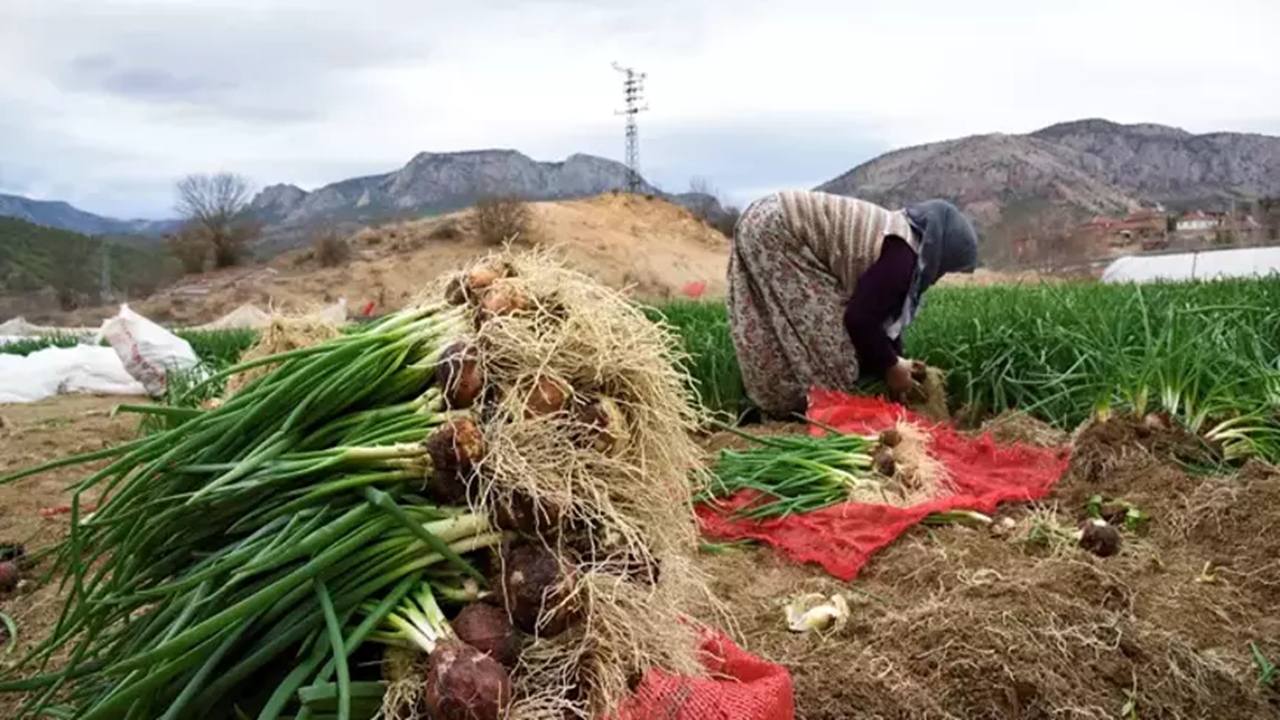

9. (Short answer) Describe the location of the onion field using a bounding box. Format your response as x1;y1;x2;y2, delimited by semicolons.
8;277;1280;460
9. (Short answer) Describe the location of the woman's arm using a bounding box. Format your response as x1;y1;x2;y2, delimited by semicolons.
843;236;915;378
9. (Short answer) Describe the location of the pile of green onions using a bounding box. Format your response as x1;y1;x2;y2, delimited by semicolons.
0;300;518;720
699;426;897;519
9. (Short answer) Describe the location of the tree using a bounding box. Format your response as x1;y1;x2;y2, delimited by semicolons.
686;177;720;221
165;225;210;274
175;172;260;268
44;233;100;310
473;195;533;246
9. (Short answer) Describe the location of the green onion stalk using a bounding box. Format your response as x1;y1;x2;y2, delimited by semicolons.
698;427;890;519
0;301;515;720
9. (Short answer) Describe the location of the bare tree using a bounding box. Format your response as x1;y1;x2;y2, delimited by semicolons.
474;195;533;246
175;172;260;268
686;177;720;221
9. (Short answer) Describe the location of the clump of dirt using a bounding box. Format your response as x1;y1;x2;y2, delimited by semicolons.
905;367;949;423
1068;414;1216;483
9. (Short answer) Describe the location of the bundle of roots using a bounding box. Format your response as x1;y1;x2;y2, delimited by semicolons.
392;248;716;719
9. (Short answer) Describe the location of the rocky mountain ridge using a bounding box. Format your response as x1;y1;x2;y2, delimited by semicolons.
816;118;1280;238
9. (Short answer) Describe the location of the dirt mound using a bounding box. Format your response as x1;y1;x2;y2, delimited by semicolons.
696;425;1280;719
1067;414;1218;484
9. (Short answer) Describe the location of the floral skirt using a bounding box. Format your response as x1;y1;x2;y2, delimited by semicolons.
726;193;860;418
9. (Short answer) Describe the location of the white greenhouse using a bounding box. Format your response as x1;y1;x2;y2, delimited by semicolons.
1100;246;1280;284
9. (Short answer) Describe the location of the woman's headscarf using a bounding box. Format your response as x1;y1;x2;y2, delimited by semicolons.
883;199;979;340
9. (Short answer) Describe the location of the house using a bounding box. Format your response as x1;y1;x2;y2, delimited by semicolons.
1111;210;1166;242
1175;211;1219;233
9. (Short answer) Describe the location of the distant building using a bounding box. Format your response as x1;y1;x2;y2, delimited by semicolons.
1110;209;1166;242
1175;211;1220;233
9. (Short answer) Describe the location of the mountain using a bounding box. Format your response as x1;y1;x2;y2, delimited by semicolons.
0;193;178;238
247;150;724;241
816;118;1280;239
0;216;179;312
1028;119;1280;206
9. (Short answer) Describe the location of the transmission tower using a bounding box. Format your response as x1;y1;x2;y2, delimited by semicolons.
612;62;648;193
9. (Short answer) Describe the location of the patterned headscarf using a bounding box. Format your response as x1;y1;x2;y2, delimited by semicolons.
883;199;979;339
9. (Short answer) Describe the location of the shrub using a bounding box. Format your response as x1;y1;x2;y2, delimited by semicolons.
711;206;741;238
474;195;532;246
166;226;209;274
312;228;351;267
429;220;462;241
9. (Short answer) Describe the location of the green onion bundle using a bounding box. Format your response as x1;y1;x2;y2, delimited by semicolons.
699;426;906;519
1;249;719;720
0;297;528;720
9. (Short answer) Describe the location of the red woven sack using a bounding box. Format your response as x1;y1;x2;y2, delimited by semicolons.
613;628;795;720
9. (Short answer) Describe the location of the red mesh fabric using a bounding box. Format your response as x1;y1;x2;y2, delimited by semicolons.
698;388;1071;582
615;628;795;720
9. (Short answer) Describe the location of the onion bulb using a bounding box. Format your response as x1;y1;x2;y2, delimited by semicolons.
872;447;896;477
574;396;627;454
451;603;523;669
424;418;485;504
424;640;513;720
437;342;484;410
1078;519;1121;558
523;376;569;418
490;542;575;637
878;427;902;448
0;561;20;593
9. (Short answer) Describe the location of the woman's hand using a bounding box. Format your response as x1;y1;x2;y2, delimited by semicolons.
885;358;924;399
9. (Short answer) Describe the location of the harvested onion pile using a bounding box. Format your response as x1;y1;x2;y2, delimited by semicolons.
0;249;713;720
701;422;948;517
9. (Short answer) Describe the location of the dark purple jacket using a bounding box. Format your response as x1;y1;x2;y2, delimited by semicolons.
842;235;914;378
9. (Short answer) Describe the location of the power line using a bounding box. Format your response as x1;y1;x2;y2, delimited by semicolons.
612;62;648;194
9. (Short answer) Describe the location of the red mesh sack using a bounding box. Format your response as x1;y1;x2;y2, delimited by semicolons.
698;388;1071;582
613;628;795;720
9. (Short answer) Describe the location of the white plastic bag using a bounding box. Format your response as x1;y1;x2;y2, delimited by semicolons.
0;345;147;404
97;304;203;398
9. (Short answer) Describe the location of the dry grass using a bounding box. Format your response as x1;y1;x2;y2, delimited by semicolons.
223;313;343;396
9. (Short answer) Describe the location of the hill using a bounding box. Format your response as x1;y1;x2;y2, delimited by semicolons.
247;150;726;255
816;118;1280;241
0;217;179;314
39;193;732;327
0;193;177;238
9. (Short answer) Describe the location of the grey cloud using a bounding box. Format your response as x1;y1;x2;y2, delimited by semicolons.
68;56;233;103
25;0;445;124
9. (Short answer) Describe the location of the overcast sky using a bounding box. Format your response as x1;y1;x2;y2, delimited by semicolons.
2;0;1279;219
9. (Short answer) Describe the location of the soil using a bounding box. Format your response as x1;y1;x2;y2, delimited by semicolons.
695;416;1280;719
4;398;1276;719
0;395;140;716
